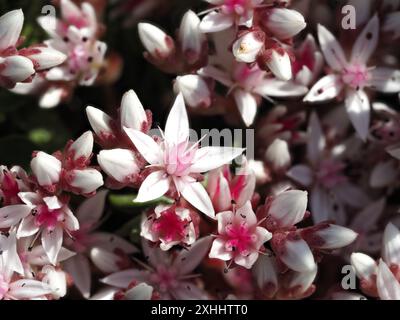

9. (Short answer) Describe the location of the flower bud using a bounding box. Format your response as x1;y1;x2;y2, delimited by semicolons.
263;8;306;40
97;149;140;183
264;138;291;171
179;10;206;63
268;190;308;228
31;151;61;187
86;106;114;142
382;222;400;267
303;224;358;250
69;168;104;194
25;47;67;71
174;75;211;108
351;252;377;281
69;131;94;162
265;49;293;81
120;90;148;131
232;30;265;63
138;23;174;59
276;234;316;272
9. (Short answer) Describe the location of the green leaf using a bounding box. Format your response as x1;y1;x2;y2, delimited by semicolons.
108;194;174;208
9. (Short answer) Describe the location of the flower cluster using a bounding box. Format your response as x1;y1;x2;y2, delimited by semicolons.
1;0;400;300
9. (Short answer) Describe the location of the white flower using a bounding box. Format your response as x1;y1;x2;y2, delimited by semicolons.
122;93;244;218
304;15;400;140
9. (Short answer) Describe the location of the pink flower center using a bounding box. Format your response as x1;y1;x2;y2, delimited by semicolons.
164;141;196;177
151;266;177;292
34;205;63;231
68;45;90;74
0;274;9;300
316;159;348;188
224;222;256;256
151;209;188;243
342;64;369;89
67;16;88;29
222;0;249;15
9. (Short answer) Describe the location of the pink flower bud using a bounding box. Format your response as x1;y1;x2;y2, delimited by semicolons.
272;232;316;272
68;168;104;194
179;10;206;63
69;131;94;162
232;30;265;63
263;8;306;40
31;151;62;187
265;49;293;81
268;190;308;229
264;138;291;170
138;23;174;59
174;75;211;108
25;47;67;71
97;149;140;184
351;252;377;282
302;223;358;249
120;90;148;131
382;222;400;267
86;106;115;143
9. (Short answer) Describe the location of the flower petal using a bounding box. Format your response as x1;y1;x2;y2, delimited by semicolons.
307;112;325;166
123;128;162;165
377;260;400;300
317;24;347;71
287;165;313;187
176;180;215;218
233;89;258;127
351;15;379;65
173;236;213;275
0;204;32;228
382;222;400;267
191;147;244;173
135;171;170;203
344;89;370;141
164;93;190;145
97;149;140;183
41;226;63;265
303;74;343;102
199;11;233;33
369;67;400;93
9;279;51;299
0;9;24;51
63;254;91;299
120;90;147;131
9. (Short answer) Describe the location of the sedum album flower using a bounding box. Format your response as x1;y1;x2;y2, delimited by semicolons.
141;204;199;251
292;34;324;87
287;113;368;224
351;222;400;299
15;192;79;265
304;15;400;140
63;191;138;298
209;201;272;269
0;233;52;300
121;93;244;218
30;131;104;196
199;62;307;126
100;237;212;300
207;159;256;213
37;0;106;86
0;9;66;89
199;0;264;33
